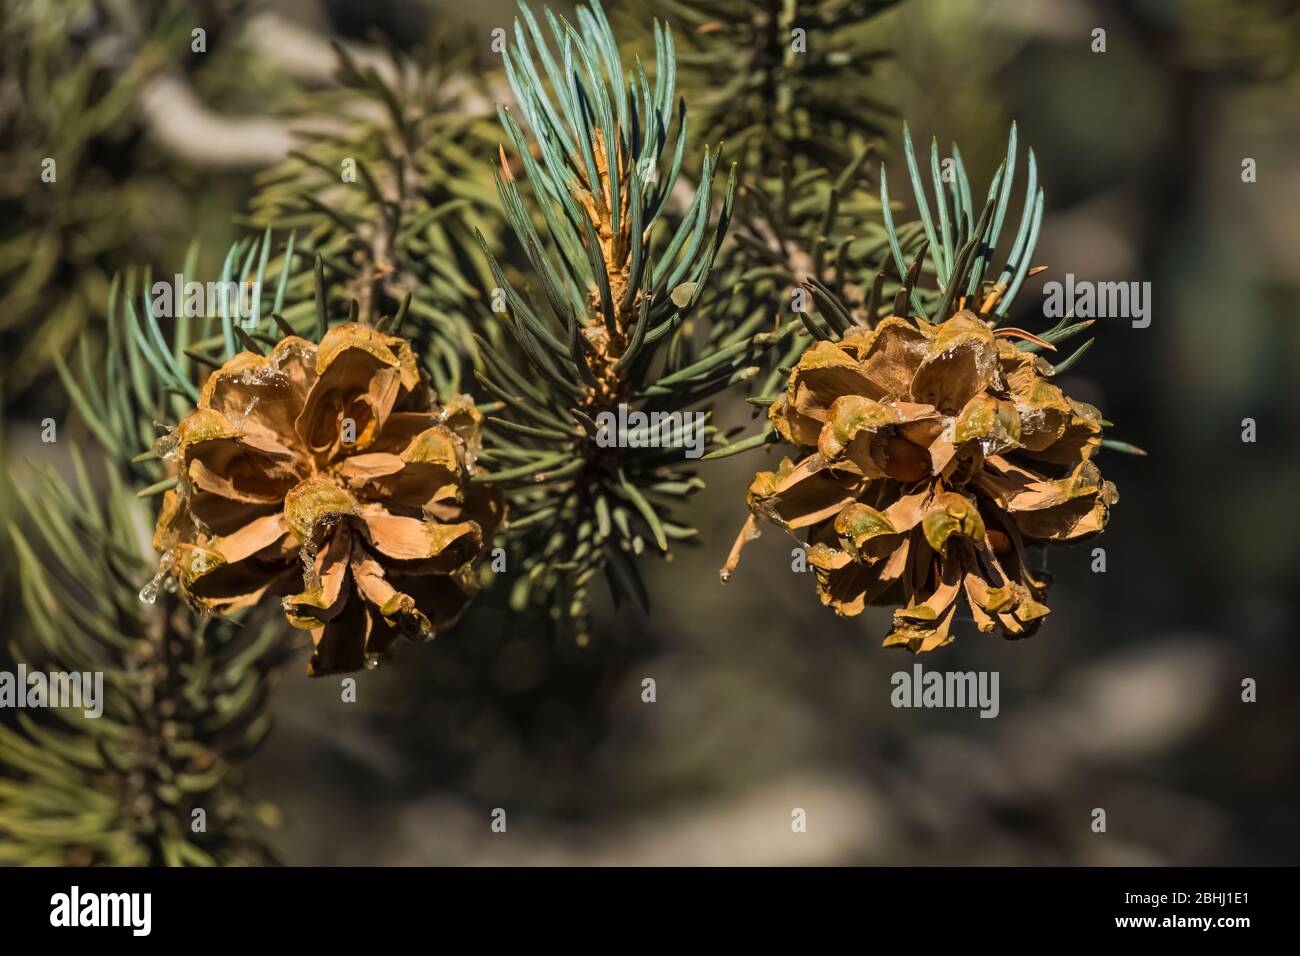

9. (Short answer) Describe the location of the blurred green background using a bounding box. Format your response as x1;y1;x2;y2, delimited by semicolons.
3;0;1299;864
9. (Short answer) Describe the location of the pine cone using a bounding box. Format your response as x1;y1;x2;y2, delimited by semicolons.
740;310;1118;652
152;324;503;675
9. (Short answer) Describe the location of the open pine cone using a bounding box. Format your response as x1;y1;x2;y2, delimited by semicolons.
152;323;502;675
734;310;1118;652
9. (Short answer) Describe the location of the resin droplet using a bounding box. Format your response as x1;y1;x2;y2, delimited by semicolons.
138;550;173;605
139;571;163;605
152;426;181;463
364;653;382;670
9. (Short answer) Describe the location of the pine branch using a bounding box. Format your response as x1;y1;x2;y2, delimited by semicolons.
0;0;296;409
0;236;332;864
245;33;509;399
477;0;784;638
1;451;289;865
628;0;902;176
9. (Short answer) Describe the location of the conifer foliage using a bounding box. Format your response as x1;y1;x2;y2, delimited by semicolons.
0;0;1141;866
479;0;784;637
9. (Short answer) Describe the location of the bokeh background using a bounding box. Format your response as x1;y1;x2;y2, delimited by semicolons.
3;0;1299;864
